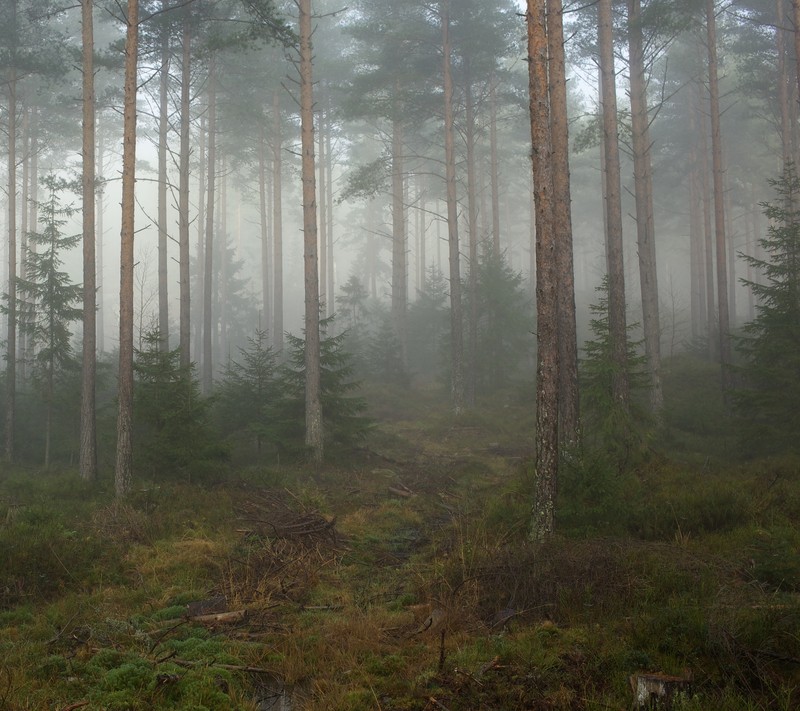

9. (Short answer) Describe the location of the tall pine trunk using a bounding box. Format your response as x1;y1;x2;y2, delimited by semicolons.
441;0;464;414
272;90;284;353
705;0;732;385
598;0;629;407
5;50;17;462
80;0;97;481
178;16;191;367
157;0;170;350
115;0;139;497
299;0;322;461
318;106;328;316
527;0;558;540
547;0;580;443
490;76;501;255
627;0;662;414
258;126;272;333
465;69;479;408
202;64;216;395
391;106;407;367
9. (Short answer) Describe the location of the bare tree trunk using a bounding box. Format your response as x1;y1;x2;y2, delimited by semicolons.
442;0;464;414
157;0;170;351
547;0;580;443
527;0;558;540
318;106;328;316
80;0;98;482
326;111;334;311
258;126;271;332
391;106;407;366
96;128;103;354
202;63;216;394
778;0;792;167
299;0;323;462
5;26;17;461
178;16;191;367
490;76;501;256
272;89;284;353
115;0;139;497
793;0;800;149
18;107;28;385
599;0;629;407
194;112;205;365
689;105;706;340
705;0;732;384
627;0;662;414
465;69;479;408
24;108;39;367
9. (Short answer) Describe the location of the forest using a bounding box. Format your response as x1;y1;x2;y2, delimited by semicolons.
2;0;800;708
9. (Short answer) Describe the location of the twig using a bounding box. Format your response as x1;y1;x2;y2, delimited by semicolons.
428;697;451;711
60;702;90;711
169;658;277;675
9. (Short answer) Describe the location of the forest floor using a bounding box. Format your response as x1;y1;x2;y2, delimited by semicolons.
2;355;800;710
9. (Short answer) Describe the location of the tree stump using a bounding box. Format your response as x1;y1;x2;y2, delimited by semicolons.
629;671;693;709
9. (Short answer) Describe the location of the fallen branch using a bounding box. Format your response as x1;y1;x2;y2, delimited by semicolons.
60;702;90;711
169;658;277;675
188;609;248;625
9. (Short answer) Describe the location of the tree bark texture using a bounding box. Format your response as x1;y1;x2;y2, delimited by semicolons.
527;0;559;540
115;0;139;497
598;0;630;408
490;76;501;256
5;0;17;462
258;126;272;333
391;108;408;367
626;0;663;414
272;89;284;353
442;0;464;415
705;0;732;382
178;16;191;367
318;106;328;317
465;69;479;408
157;0;170;351
299;0;323;462
80;0;98;481
547;0;580;443
202;64;216;395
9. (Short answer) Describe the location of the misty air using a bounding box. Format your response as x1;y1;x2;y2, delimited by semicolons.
1;0;799;708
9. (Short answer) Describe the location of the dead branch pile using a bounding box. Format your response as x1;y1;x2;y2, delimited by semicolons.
236;490;341;549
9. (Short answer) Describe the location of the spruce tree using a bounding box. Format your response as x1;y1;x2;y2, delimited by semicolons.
735;167;800;455
14;177;82;467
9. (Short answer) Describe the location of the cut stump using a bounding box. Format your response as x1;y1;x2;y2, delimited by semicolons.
630;671;693;709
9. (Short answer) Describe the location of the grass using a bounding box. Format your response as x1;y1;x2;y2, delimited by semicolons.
1;358;800;709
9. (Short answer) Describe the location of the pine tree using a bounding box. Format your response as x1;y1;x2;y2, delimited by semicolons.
735;167;800;454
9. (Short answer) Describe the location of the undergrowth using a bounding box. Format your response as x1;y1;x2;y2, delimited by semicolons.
1;358;799;709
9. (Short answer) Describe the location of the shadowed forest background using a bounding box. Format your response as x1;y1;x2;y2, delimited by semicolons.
2;0;800;708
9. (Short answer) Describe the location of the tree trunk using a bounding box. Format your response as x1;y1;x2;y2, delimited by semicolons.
547;0;580;443
465;68;479;408
202;63;216;395
299;0;323;462
442;0;464;414
80;0;98;482
689;102;706;340
527;0;558;540
272;89;284;353
598;0;629;408
391;106;407;367
705;0;732;384
5;29;17;462
194;112;205;365
178;15;191;367
96;127;103;354
157;0;170;350
778;0;792;167
326;109;334;311
115;0;139;497
490;76;501;256
627;0;663;414
793;0;800;150
318;105;328;316
258;126;271;333
18;108;28;385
